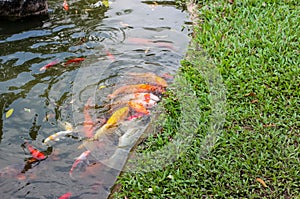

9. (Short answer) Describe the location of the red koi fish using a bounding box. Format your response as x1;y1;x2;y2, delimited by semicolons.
108;84;165;99
64;57;85;66
39;60;59;71
83;98;95;138
69;150;91;178
63;0;69;11
25;142;47;161
58;192;72;199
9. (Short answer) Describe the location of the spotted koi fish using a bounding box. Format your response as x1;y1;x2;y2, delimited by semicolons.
128;101;149;115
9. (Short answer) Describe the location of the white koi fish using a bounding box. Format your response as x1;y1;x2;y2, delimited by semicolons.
44;130;73;144
44;122;74;145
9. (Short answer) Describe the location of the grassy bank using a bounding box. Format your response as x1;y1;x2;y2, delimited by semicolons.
114;1;299;198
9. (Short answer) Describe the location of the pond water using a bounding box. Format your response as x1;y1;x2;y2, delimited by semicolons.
0;0;191;198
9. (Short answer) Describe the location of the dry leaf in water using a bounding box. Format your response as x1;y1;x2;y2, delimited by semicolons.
5;108;14;118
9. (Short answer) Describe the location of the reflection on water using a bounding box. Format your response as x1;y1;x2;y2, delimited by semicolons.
0;0;191;198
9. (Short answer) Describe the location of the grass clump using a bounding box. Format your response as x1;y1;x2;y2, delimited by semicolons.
113;0;299;198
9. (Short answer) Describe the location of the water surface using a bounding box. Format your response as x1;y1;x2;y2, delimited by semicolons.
0;0;191;198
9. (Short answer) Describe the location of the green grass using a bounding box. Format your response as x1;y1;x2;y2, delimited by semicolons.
113;0;300;198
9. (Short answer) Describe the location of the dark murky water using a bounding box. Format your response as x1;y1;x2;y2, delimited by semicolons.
0;0;191;198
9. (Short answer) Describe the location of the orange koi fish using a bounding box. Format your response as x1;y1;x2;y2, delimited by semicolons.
25;142;47;160
39;60;59;71
128;101;149;115
69;150;91;178
128;72;168;87
58;192;72;199
64;57;85;66
94;106;129;140
108;84;165;99
83;98;95;138
63;0;69;11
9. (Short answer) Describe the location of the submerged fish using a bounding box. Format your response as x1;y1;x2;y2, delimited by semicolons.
83;98;95;138
44;130;73;144
127;37;175;50
0;164;26;180
127;112;145;121
39;60;59;71
25;142;47;161
128;101;149;115
44;121;74;144
105;50;115;61
69;150;91;178
93;107;129;140
127;72;168;87
110;98;157;111
64;57;85;66
115;92;160;103
108;84;165;99
63;0;69;11
58;192;72;199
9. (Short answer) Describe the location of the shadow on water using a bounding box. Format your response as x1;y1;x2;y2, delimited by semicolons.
0;15;48;35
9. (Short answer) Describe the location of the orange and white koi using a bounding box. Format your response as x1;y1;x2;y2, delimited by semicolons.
128;72;168;87
39;60;59;71
108;84;165;99
44;130;73;145
94;106;129;140
109;93;158;110
116;92;160;103
25;142;47;160
58;192;72;199
64;57;85;66
128;101;149;115
63;0;69;11
69;150;91;178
